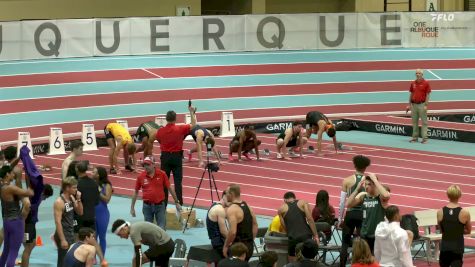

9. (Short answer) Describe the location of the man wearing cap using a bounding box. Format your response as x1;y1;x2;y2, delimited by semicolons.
156;110;192;205
112;219;175;267
130;156;181;229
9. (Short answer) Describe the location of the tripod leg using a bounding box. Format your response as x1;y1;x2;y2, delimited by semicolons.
183;169;207;233
210;173;220;201
208;169;214;203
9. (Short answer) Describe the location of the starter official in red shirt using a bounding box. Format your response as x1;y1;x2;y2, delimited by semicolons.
406;69;431;144
130;156;181;229
156;110;191;205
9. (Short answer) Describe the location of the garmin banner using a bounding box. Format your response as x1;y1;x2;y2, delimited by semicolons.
343;118;475;143
401;113;475;124
1;12;475;61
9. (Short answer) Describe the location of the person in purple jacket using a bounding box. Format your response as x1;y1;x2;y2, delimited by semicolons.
19;146;54;267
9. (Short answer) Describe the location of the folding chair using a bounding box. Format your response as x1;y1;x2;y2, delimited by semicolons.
315;222;341;266
252;227;269;259
413;209;442;265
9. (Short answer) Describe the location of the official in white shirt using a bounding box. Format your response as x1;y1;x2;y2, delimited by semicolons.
374;205;415;267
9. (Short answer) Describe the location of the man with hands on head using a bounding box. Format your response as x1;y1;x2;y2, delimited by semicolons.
347;173;390;253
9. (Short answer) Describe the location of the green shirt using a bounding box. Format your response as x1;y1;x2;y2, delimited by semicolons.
347;174;365;211
361;194;385;238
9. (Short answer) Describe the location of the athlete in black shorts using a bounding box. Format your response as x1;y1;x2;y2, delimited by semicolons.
135;121;161;157
275;121;306;160
305;111;338;155
229;126;261;161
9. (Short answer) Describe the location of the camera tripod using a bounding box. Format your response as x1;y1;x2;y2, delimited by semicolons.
183;146;220;233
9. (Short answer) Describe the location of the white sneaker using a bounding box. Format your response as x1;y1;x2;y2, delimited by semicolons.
276;153;283;159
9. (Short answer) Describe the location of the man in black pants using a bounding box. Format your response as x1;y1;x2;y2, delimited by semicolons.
112;219;175;267
156;109;192;205
76;161;105;263
278;192;319;262
437;185;471;267
337;155;370;267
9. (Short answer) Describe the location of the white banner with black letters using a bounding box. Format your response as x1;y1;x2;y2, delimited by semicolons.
0;12;474;61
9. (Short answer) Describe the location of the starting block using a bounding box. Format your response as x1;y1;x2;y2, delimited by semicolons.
249;148;270;156
337;142;352;151
17;132;34;158
48;128;66;155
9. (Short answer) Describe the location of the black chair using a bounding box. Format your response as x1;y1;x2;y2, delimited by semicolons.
315;222;341;266
186;244;222;267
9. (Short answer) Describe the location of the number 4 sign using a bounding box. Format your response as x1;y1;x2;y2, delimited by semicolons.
82;124;98;151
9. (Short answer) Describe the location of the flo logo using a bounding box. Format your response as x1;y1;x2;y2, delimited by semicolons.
431;13;455;21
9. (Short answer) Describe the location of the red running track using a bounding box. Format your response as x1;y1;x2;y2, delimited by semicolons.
32;135;475;226
1;59;475;87
2;80;475;114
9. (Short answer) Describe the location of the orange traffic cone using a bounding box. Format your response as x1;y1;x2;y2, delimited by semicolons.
36;235;43;247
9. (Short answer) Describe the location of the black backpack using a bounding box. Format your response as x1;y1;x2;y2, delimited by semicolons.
400;214;420;240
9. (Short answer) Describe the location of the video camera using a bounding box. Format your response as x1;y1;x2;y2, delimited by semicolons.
207;162;219;172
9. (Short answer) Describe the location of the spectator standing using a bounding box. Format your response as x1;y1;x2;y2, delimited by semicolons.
223;184;258;261
338;155;370;267
407;69;431;144
374;205;415;267
62;141;84;180
437;185;471;267
347;174;390;253
156;110;192;205
93;166;112;256
207;192;229;259
130;156;181;228
53;177;83;267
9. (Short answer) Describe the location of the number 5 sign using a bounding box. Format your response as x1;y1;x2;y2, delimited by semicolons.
82;124;98;151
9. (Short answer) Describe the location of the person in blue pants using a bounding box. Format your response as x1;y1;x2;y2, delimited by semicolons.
93;167;112;256
0;166;34;267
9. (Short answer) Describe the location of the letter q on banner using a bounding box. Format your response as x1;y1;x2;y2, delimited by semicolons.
81;124;98;151
220;112;236;137
48;128;66;155
17;132;34;158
